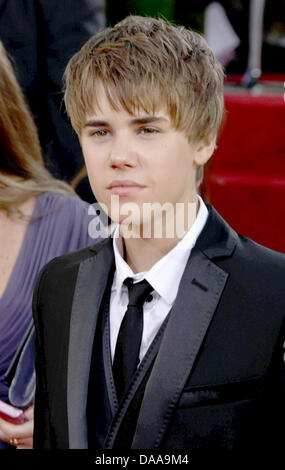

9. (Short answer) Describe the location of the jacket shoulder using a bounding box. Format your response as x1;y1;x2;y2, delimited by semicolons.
234;234;285;273
39;237;110;277
202;204;285;270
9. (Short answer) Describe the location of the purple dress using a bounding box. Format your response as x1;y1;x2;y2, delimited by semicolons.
0;192;96;404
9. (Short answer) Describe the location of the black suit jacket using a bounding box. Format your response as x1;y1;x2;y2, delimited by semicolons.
33;206;285;451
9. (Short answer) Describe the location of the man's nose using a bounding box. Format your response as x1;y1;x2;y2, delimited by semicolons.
109;136;137;169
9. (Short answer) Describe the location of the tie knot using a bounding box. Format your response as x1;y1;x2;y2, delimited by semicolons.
124;278;153;308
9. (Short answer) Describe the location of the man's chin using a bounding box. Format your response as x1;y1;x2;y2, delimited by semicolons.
119;217;143;237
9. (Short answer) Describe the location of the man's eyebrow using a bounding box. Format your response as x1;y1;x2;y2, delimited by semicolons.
130;116;169;125
84;116;169;128
84;120;108;128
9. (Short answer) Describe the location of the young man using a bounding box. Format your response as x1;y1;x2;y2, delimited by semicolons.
33;16;285;451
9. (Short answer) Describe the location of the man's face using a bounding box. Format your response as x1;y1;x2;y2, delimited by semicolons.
80;87;213;230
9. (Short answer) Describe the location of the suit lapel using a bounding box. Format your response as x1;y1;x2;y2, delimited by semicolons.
132;246;229;449
67;239;114;449
104;314;170;448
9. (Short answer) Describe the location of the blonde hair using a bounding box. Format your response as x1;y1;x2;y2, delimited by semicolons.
0;41;75;213
64;16;224;185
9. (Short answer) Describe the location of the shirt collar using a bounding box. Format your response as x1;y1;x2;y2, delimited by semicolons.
112;195;208;304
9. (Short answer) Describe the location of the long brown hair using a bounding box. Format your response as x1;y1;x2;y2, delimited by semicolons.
0;41;75;213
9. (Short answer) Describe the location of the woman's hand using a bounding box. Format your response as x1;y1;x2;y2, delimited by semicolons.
0;405;34;449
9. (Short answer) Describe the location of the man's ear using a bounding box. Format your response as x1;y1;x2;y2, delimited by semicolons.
194;135;216;166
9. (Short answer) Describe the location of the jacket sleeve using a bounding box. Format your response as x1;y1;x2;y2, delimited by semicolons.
266;318;285;450
32;262;56;449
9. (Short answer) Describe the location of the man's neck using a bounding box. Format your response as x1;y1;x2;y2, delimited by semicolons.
120;197;199;274
123;236;181;273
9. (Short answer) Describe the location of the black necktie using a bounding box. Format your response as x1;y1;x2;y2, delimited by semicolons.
113;278;153;402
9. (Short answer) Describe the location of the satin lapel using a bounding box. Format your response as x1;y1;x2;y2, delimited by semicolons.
67;239;114;449
132;247;229;449
104;315;169;449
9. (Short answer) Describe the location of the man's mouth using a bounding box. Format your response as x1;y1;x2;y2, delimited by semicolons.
107;180;146;196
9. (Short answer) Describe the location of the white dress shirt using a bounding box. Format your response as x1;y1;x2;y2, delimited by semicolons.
109;196;209;364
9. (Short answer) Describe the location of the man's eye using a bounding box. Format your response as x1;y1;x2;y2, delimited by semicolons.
91;129;109;137
140;127;159;135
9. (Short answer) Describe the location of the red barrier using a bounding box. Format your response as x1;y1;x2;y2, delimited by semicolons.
202;89;285;253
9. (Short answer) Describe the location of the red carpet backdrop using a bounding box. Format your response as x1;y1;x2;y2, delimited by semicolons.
203;79;285;253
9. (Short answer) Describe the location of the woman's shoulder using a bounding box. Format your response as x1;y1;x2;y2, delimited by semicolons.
37;191;95;224
36;191;90;213
34;191;101;250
